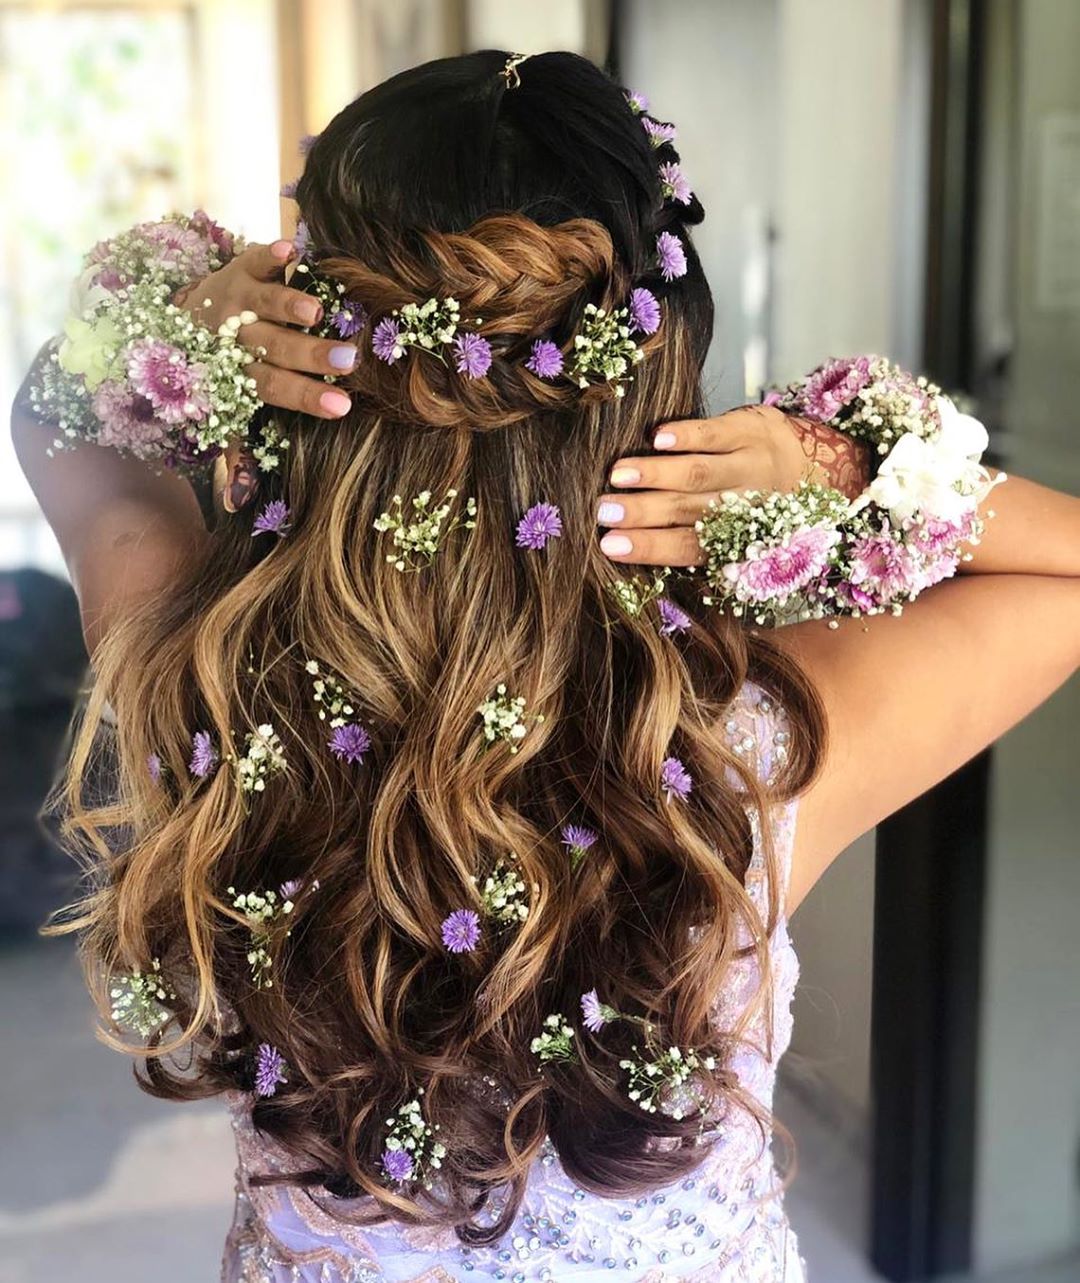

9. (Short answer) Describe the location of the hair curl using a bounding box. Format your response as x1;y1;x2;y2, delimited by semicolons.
49;50;826;1246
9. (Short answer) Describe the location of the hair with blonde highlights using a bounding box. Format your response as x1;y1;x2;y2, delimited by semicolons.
51;50;825;1243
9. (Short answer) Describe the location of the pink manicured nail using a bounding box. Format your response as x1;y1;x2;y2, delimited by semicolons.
597;501;625;525
654;431;677;449
270;240;294;260
320;389;352;416
600;533;634;557
610;467;641;487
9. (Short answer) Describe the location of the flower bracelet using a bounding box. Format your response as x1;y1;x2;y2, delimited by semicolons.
694;356;1007;627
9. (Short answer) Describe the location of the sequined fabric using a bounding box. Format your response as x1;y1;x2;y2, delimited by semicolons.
220;682;807;1282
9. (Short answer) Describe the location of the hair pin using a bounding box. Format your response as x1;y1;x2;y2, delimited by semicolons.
501;53;530;90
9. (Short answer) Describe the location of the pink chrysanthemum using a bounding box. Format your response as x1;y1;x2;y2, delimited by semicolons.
189;730;217;778
328;722;371;765
91;379;167;454
657;598;691;635
642;117;678;147
722;525;839;603
629;287;661;335
254;1043;287;1098
382;1148;414;1183
909;511;974;557
658;161;692;205
126;339;209;425
252;500;291;538
452;331;493;379
656;231;687;282
515;503;563;550
525;339;564;379
846;533;918;605
441;909;481;953
372;317;405;364
796;356;874;422
661;756;693;802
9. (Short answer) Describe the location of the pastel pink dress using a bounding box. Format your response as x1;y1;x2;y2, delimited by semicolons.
221;681;807;1282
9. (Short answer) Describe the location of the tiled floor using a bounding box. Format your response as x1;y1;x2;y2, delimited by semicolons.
0;934;1076;1283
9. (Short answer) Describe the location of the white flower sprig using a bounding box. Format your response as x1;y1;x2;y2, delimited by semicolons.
109;959;175;1037
567;303;645;396
477;684;543;753
531;1013;578;1066
607;570;671;618
472;853;530;926
619;1043;717;1117
304;660;357;727
374;488;477;572
380;1088;448;1189
232;724;287;794
228;885;295;989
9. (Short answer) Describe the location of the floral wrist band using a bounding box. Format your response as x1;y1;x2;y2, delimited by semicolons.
696;355;1007;625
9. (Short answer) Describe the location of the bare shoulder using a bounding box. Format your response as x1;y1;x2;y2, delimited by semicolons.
769;573;1080;913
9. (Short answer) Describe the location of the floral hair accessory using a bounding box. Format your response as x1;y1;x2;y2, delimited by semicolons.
657;598;691;636
628;288;661;336
374;488;477;572
477;685;543;753
304;659;357;726
328;723;371;765
254;1043;288;1098
452;331;493;379
147;752;163;783
515;503;563;550
661;756;693;803
655;231;688;282
229;885;294;989
189;730;218;778
525;338;564;380
658;161;692;206
608;570;671;618
441;908;481;953
619;1044;716;1117
531;1013;578;1065
642;117;678;148
625;90;650;115
252;500;291;538
560;824;598;870
473;853;530;925
568;302;647;397
231;724;288;795
109;959;175;1037
370;297;489;379
580;988;620;1033
380;1090;447;1189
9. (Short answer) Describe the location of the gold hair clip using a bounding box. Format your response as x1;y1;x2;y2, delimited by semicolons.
501;53;530;90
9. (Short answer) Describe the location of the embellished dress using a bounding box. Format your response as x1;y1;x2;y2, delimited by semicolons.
221;682;807;1282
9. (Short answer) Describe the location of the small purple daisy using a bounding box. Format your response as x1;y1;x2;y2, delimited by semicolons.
629;287;661;336
656;231;687;282
625;90;650;115
657;598;692;635
292;219;310;260
328;722;371;765
279;880;301;901
581;989;610;1034
298;132;320;155
516;503;563;551
560;825;598;856
279;179;298;200
441;908;481;953
382;1148;414;1183
254;1043;287;1098
189;731;217;779
525;339;564;380
329;300;367;339
372;317;405;364
659;161;692;206
661;756;693;802
147;753;162;783
452;331;493;379
252;500;291;538
642;118;678;148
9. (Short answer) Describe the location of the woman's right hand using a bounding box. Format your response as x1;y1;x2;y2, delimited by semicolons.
174;240;357;420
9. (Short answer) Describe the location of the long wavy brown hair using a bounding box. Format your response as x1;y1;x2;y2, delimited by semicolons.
50;50;826;1243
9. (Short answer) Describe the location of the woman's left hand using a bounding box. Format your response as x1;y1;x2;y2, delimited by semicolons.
596;405;871;567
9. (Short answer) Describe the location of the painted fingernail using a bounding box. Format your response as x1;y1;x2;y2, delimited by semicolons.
610;467;641;487
654;431;677;449
320;389;352;416
600;533;634;557
270;240;294;260
329;344;357;369
297;300;321;326
597;501;625;525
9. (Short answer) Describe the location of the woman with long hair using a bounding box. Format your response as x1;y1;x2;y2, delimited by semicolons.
12;49;1080;1283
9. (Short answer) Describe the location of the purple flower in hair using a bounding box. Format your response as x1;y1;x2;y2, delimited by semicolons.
279;880;301;901
525;339;564;380
292;220;310;260
452;331;493;379
581;988;616;1033
642;118;678;148
441;909;481;953
516;503;563;551
329;300;367;339
299;133;320;155
657;598;691;635
372;317;405;364
656;231;687;282
252;500;291;538
328;722;371;765
629;288;661;335
189;731;217;779
279;179;298;200
659;161;692;206
561;824;597;870
382;1148;414;1183
625;90;650;115
254;1043;287;1098
147;753;162;783
661;755;692;803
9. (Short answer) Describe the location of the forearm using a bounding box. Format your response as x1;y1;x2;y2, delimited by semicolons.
959;468;1080;577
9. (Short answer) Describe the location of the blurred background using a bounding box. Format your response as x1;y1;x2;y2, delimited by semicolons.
0;1;1077;1281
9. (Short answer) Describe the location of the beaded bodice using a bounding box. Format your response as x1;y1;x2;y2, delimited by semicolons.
221;682;806;1283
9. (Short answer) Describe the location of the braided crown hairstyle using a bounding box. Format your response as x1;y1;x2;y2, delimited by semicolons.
55;50;825;1244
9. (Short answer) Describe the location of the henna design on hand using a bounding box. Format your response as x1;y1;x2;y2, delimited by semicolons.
784;414;871;502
